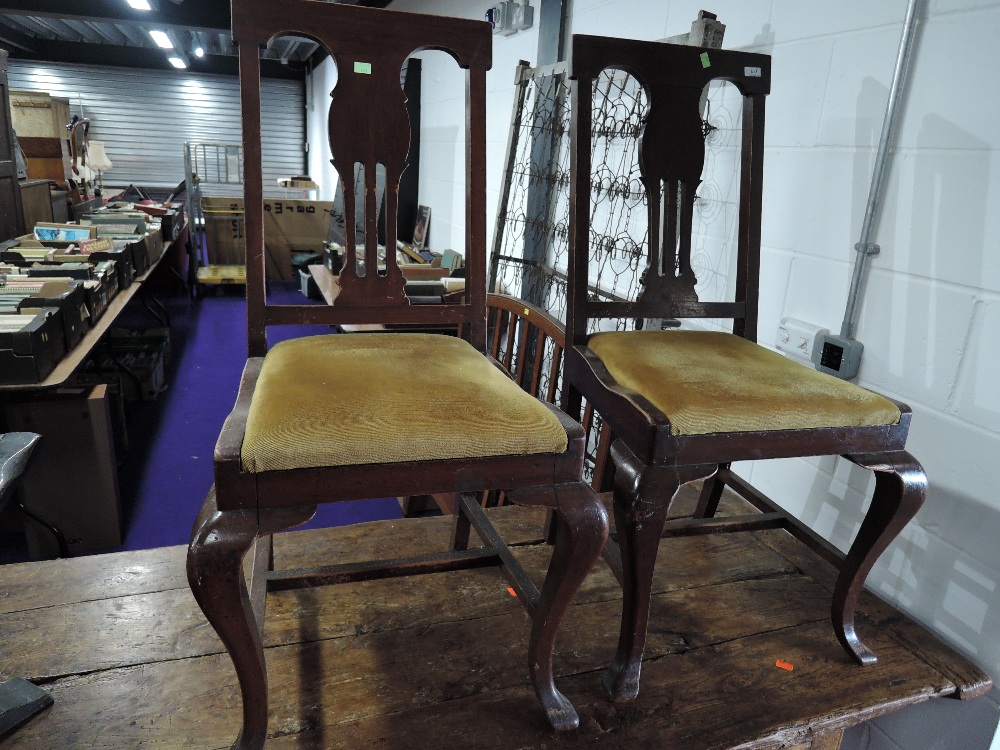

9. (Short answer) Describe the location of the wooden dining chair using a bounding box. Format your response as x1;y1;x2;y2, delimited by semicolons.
562;35;927;703
186;4;609;748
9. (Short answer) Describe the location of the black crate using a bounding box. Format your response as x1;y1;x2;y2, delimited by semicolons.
0;307;67;384
17;280;90;350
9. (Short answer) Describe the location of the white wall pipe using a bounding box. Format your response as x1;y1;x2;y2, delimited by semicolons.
840;0;922;340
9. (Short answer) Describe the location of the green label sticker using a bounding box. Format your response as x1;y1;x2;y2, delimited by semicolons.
354;61;372;75
700;52;711;68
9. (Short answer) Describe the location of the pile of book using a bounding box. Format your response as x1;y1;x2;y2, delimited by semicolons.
0;263;104;384
0;199;182;385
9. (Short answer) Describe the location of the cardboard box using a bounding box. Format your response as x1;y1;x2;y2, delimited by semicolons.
142;230;164;265
201;197;333;281
79;246;134;289
4;241;131;291
16;279;90;349
9;90;70;139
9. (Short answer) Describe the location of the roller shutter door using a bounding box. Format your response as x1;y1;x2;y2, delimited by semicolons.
8;60;304;193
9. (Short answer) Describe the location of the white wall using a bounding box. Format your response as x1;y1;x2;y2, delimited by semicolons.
374;0;539;256
305;1;1000;746
718;0;1000;681
305;55;339;201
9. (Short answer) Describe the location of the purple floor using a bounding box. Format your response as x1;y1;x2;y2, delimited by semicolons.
116;277;404;553
1;274;404;563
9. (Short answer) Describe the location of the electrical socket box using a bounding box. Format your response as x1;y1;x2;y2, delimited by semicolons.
688;10;726;49
813;333;864;379
775;318;827;363
663;10;726;48
486;2;511;34
509;1;534;33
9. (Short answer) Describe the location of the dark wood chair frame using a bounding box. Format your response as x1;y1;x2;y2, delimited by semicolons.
561;35;927;702
485;293;616;501
186;4;609;748
402;292;583;516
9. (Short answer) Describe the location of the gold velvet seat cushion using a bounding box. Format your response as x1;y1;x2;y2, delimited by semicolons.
587;330;901;436
240;333;568;473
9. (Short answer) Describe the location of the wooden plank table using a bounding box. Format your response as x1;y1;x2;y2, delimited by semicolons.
0;487;990;749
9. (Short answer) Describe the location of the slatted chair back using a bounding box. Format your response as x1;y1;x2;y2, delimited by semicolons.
487;293;614;492
566;36;770;348
232;0;491;356
488;293;565;404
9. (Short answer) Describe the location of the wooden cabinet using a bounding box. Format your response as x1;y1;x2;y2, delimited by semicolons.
3;385;123;558
0;50;25;242
19;177;54;230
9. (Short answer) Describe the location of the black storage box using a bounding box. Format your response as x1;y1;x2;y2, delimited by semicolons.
26;262;92;281
88;247;134;289
0;307;67;384
17;280;90;350
81;279;111;323
125;238;148;276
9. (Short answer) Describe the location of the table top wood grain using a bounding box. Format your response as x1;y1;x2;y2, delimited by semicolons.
0;487;990;749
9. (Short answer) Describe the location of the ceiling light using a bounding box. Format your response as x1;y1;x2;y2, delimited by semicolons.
167;55;187;69
149;30;173;48
195;47;204;58
126;0;152;9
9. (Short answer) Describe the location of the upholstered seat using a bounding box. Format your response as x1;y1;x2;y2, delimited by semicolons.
241;333;568;472
587;330;901;436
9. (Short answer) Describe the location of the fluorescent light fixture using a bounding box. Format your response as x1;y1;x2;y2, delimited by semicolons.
194;47;204;58
149;30;173;48
167;55;187;69
126;0;152;9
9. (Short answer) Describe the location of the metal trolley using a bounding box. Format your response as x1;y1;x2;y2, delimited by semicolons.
183;142;247;294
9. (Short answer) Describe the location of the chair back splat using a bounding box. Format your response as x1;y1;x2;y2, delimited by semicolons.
233;0;490;356
567;36;770;348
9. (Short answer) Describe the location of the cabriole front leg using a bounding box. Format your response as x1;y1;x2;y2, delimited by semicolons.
187;490;317;750
526;482;609;731
187;488;267;750
836;451;927;664
603;442;716;702
603;463;674;703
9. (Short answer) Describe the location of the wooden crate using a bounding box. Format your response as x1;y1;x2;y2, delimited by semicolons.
9;90;71;139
